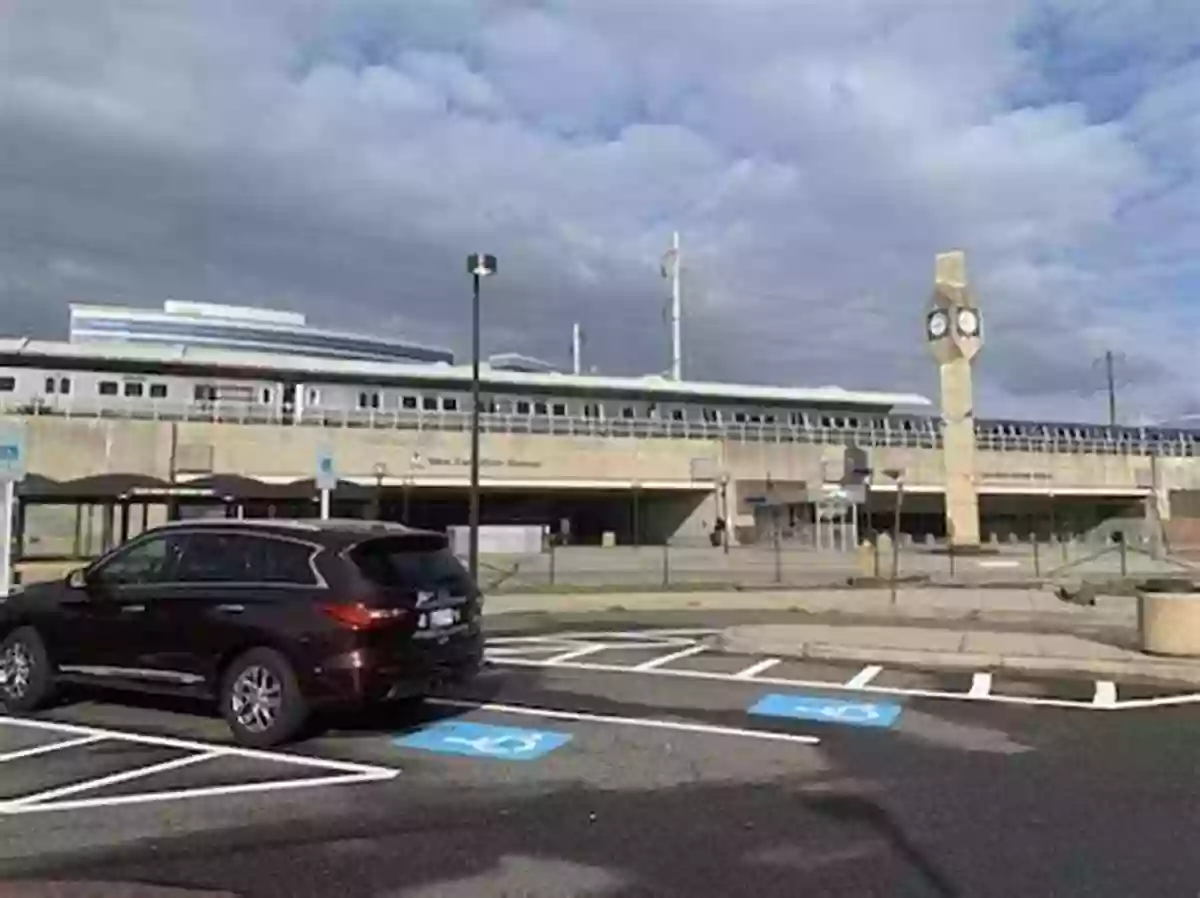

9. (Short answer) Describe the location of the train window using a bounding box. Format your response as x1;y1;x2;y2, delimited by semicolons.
123;382;144;398
401;396;417;410
442;397;458;412
622;406;636;419
516;400;531;415
421;396;438;411
44;377;55;394
0;376;14;393
99;381;119;396
357;392;369;409
733;412;747;423
671;408;686;422
261;388;273;404
552;403;567;416
703;408;720;423
762;413;775;424
194;384;216;402
59;378;71;395
534;402;548;416
150;384;167;399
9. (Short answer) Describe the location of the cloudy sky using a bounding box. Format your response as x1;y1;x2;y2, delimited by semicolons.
2;0;1198;423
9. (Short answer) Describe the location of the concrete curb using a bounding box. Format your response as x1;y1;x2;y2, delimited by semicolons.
716;632;1200;686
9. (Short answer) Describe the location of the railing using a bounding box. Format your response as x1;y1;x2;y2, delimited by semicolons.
2;398;1195;457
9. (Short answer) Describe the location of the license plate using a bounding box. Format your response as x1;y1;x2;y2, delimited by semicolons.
428;608;457;629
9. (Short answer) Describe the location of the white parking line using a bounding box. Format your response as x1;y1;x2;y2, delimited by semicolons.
542;644;609;665
0;734;106;763
428;698;820;746
1092;681;1117;707
844;665;884;689
2;751;223;810
633;645;708;671
968;673;993;698
0;715;398;815
489;656;1106;710
733;658;781;680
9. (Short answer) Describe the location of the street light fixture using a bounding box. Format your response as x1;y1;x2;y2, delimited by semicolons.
465;253;497;586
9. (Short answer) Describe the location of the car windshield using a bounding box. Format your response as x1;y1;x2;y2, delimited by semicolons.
350;535;474;595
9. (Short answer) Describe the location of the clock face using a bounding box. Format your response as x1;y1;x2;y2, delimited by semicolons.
927;310;949;339
956;308;980;336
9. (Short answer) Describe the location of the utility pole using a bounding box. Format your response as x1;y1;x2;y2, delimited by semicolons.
661;231;682;381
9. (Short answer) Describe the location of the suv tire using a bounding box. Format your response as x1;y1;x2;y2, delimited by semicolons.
220;647;309;748
0;627;56;713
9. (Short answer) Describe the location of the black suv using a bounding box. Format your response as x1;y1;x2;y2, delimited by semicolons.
0;519;484;746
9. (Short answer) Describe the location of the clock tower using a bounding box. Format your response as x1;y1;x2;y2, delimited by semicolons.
926;250;983;548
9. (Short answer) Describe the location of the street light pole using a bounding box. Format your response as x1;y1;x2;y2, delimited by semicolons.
465;253;497;586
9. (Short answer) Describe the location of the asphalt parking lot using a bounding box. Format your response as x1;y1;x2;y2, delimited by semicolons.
3;623;1200;897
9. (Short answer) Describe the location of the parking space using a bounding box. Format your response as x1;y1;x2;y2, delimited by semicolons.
3;626;1198;895
0;713;397;816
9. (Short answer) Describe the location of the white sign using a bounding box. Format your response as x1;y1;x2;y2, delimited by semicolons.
0;422;26;482
315;448;337;492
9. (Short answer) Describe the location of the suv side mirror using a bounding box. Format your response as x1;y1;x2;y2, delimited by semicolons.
65;568;88;590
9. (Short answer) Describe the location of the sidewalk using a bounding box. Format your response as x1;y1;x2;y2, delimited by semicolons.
487;586;1200;683
715;623;1200;685
486;586;1136;632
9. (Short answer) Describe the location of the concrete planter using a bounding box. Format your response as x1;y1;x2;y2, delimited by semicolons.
1138;590;1200;657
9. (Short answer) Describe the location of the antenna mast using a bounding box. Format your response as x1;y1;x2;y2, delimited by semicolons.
661;231;682;380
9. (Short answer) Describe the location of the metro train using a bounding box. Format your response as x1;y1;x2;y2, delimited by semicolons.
0;337;1193;456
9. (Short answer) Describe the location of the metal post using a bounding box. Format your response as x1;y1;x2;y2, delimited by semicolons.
890;479;905;606
319;488;331;520
1032;532;1041;577
0;479;14;598
468;271;482;586
662;542;670;587
1105;349;1117;427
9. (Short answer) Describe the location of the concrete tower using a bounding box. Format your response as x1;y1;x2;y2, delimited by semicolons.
925;250;983;548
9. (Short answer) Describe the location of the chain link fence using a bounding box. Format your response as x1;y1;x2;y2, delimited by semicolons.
476;533;1199;593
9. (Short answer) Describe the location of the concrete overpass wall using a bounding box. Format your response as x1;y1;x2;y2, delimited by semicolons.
15;417;1200;549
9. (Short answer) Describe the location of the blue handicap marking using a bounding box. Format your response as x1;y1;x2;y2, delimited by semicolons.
749;693;902;729
393;720;573;761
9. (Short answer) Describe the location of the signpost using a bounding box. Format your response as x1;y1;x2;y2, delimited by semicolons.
315;448;336;520
0;422;27;598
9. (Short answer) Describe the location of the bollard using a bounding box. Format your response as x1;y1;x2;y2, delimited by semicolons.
662;543;670;587
548;541;556;585
773;532;783;584
1032;534;1040;577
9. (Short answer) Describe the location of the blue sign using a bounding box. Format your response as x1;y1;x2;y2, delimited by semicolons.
315;448;336;491
749;693;902;729
0;422;26;480
393;721;573;761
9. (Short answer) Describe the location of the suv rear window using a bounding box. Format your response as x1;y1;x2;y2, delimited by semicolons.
350;535;474;594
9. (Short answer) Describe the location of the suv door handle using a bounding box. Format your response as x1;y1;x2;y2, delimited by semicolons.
215;604;245;614
120;604;146;613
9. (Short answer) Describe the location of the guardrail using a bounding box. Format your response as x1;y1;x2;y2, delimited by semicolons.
472;537;1196;593
2;399;1194;457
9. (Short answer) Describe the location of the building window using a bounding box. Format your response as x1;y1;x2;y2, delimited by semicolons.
150;383;168;399
534;402;548;416
261;388;273;404
551;403;567;416
99;381;119;396
44;377;56;394
59;377;71;395
401;396;417;410
0;376;15;393
671;409;685;422
622;407;636;419
442;397;458;412
123;382;144;398
421;396;438;411
516;401;531;415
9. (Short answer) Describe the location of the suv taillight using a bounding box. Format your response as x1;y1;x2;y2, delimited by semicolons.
319;602;409;630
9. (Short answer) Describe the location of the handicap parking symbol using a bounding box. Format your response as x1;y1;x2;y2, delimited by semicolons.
749;693;902;729
393;720;573;761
